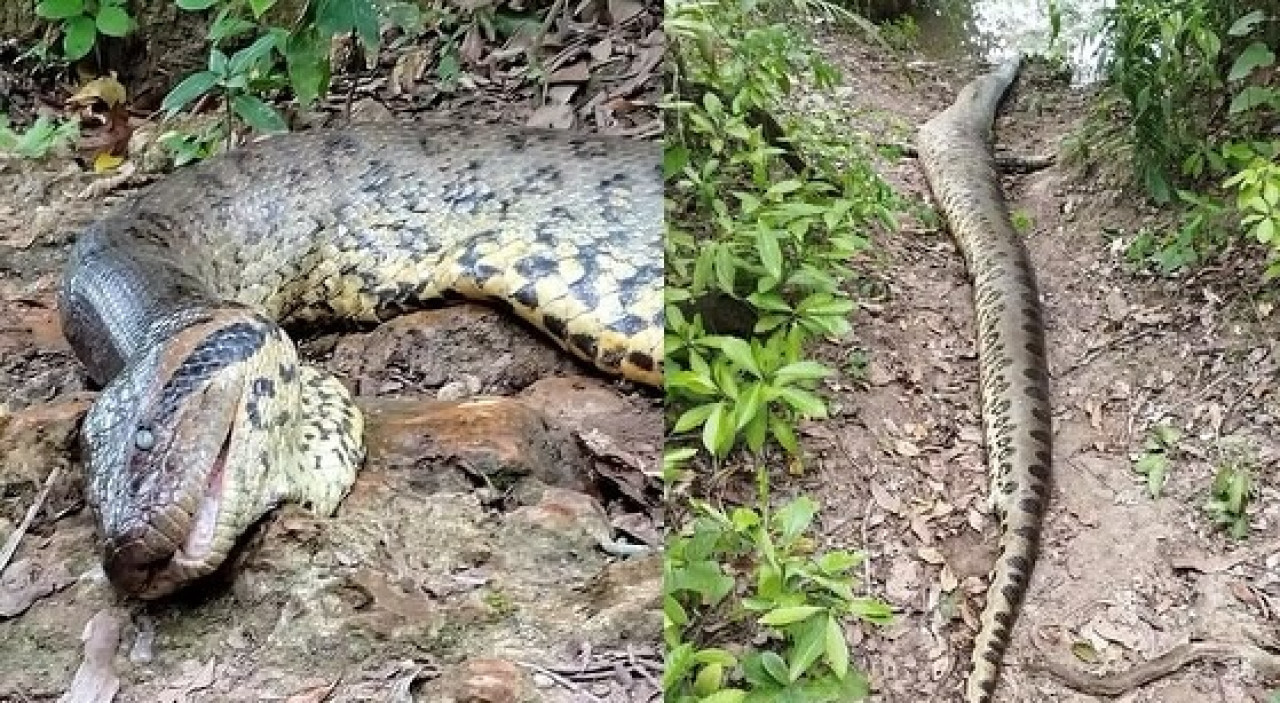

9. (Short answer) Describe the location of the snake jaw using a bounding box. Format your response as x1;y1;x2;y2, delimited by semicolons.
99;376;242;598
90;313;285;599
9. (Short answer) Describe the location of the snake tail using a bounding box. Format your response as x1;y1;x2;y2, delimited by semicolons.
916;57;1053;703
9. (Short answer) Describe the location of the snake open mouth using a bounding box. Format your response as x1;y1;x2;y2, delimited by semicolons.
103;408;238;597
179;415;232;561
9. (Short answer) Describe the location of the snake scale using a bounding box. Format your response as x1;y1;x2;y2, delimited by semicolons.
59;121;662;598
917;57;1053;702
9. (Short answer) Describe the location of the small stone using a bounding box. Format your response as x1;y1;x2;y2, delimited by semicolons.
450;658;533;703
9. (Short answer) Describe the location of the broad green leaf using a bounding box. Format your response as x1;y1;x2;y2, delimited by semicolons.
231;93;288;133
94;4;132;36
228;33;279;76
816;550;861;574
778;387;828;418
162;70;219;113
693;662;724;696
702;401;731;456
315;0;380;52
62;15;97;60
694;648;740;667
710;336;760;377
1227;42;1275;81
36;0;84;20
774;360;832;386
756;228;783;280
771;415;799;456
825;615;850;678
775;496;818;541
1228;10;1267;36
699;690;747;703
734;382;766;432
175;0;219;9
848;597;894;624
759;605;823;626
248;0;278;18
1230;86;1280;115
670;560;734;603
760;651;790;685
674;402;717;434
787;613;828;682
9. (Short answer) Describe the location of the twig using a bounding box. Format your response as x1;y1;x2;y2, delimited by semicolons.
516;661;606;702
0;463;62;576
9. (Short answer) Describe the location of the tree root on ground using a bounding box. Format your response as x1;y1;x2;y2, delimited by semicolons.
1032;640;1280;697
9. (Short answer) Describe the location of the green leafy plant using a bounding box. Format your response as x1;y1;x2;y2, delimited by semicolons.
1132;422;1182;497
1093;2;1279;279
163;0;382;136
0;115;80;159
158;123;227;166
1011;208;1034;235
1223;141;1280;276
34;0;134;60
665;477;890;702
162;35;290;133
665;0;897;464
1205;445;1255;538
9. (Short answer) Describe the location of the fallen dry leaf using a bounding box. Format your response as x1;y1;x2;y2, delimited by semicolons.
67;75;128;109
60;608;125;703
285;680;340;703
0;559;74;618
526;104;575;130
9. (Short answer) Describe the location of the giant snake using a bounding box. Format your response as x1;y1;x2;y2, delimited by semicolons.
917;58;1053;701
59;121;662;599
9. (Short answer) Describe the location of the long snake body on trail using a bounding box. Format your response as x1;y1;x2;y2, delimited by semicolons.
59;121;663;599
916;58;1053;702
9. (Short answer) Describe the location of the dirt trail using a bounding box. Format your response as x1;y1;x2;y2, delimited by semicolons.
794;25;1280;703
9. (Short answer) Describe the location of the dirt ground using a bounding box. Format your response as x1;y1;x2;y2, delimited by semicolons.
0;5;662;702
782;23;1280;703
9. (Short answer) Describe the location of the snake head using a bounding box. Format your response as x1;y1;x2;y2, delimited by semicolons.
81;308;296;598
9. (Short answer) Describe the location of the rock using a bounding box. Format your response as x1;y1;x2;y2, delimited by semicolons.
505;487;612;551
578;553;662;643
448;658;535;703
360;396;593;494
328;308;579;397
0;395;91;484
519;377;659;451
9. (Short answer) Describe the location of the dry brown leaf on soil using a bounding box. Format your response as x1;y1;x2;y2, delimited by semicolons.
606;0;644;24
285;679;341;703
0;559;74;618
59;608;126;703
526;104;575;129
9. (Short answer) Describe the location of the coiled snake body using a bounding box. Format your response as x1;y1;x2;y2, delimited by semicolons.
59;122;662;598
917;58;1053;702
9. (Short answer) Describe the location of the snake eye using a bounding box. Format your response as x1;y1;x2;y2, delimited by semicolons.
134;427;155;451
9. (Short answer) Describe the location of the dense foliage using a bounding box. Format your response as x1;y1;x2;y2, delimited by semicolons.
1096;0;1280;276
664;0;896;700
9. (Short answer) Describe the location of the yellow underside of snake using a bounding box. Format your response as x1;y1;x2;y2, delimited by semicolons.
917;58;1053;702
58;121;662;599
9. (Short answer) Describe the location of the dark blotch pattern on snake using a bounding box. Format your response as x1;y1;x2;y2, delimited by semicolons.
59;121;662;598
916;58;1053;702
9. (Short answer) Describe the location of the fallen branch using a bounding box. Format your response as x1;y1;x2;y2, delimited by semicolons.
1032;639;1280;697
